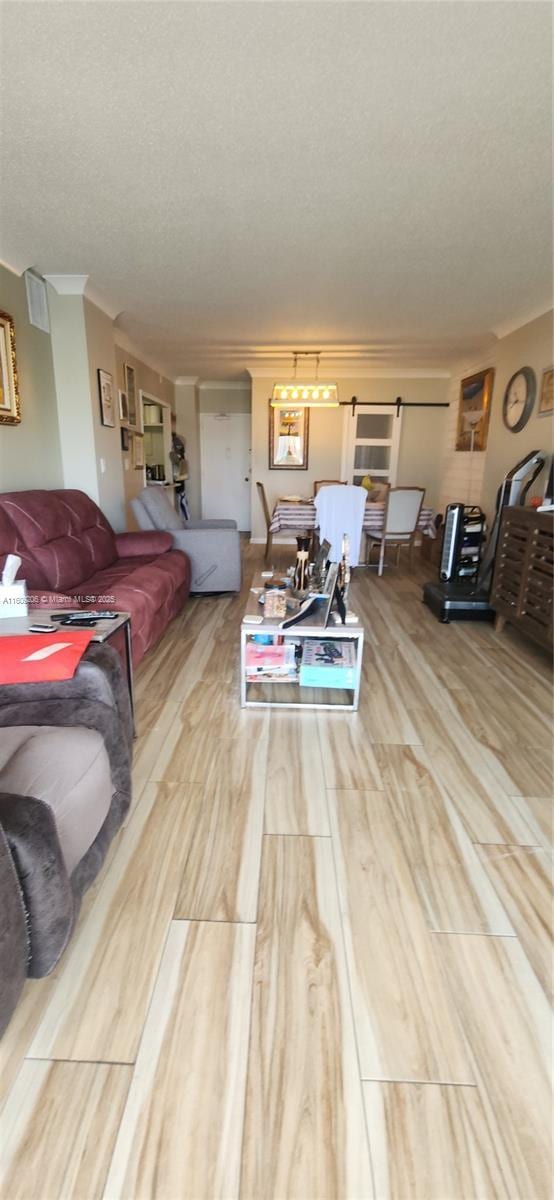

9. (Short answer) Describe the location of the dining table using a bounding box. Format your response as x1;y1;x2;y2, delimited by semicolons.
269;497;437;538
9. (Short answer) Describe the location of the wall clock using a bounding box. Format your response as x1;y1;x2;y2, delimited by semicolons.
502;366;536;432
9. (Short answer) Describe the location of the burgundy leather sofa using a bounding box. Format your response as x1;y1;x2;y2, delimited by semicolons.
0;489;190;664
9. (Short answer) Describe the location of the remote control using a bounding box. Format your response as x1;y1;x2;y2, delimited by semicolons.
51;611;118;621
58;617;98;627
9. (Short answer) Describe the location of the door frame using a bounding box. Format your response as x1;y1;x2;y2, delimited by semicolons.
199;410;251;531
340;404;403;486
139;390;172;487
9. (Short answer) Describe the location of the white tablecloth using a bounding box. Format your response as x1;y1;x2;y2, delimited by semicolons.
269;499;436;537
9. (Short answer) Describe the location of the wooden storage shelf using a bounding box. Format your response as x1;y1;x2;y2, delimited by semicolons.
491;507;553;650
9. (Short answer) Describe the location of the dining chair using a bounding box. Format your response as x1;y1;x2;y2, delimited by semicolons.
314;484;367;567
313;479;347;495
366;486;426;576
256;481;273;560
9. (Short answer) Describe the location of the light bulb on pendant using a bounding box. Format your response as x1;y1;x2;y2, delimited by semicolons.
313;389;319;400
302;389;309;399
323;389;330;399
281;389;288;400
292;389;298;399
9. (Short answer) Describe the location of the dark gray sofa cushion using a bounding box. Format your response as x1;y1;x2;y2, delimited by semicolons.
0;826;28;1036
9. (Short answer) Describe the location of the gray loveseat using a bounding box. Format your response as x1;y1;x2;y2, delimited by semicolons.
132;486;241;593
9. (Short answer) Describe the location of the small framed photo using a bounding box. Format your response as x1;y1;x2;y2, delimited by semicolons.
0;311;20;426
538;367;553;418
118;389;129;423
124;363;137;426
120;426;130;452
132;432;145;469
98;369;115;428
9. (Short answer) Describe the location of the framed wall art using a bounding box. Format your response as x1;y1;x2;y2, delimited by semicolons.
269;402;310;470
538;367;553;418
132;432;145;469
98;369;115;427
0;310;20;425
118;389;129;423
456;367;495;451
124;362;137;426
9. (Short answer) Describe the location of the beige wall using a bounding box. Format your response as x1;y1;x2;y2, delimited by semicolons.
199;383;251;414
174;381;251;520
49;290;100;504
175;381;201;520
84;299;125;529
481;312;553;518
114;341;175;528
440;311;553;521
0;264;63;491
250;375;448;540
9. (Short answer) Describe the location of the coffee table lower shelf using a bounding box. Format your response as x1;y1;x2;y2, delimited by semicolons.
239;626;364;711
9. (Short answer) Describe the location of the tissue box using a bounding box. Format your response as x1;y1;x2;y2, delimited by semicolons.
0;581;28;620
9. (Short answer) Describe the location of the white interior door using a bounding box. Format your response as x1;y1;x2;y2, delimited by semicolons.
200;412;251;530
341;405;403;486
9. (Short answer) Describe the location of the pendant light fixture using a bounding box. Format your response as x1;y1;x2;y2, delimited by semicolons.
271;352;339;408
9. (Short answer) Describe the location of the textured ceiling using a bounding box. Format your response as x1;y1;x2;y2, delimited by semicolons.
1;1;552;380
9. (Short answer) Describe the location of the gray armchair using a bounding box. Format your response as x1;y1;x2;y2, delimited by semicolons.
132;487;241;593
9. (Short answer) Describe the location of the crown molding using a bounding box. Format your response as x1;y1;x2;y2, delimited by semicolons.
0;258;25;278
0;254;30;276
198;380;251;390
491;303;553;340
113;329;175;383
43;273;89;295
175;375;199;386
246;365;451;380
84;281;122;322
44;274;123;322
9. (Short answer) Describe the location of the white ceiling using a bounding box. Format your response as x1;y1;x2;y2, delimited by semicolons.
1;1;552;380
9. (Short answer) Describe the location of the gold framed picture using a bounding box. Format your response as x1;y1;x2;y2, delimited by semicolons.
538;367;553;418
269;402;310;470
0;311;20;425
456;367;495;451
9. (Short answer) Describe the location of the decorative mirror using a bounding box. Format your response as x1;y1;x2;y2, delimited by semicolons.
269;401;309;470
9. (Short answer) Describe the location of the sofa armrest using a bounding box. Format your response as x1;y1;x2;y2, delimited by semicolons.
115;531;173;557
170;527;241;592
0;825;29;1032
0;791;73;977
0;644;133;832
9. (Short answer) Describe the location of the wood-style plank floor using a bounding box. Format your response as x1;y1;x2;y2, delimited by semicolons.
1;542;552;1199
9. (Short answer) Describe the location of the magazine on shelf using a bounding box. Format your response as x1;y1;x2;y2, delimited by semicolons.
245;640;297;680
299;639;357;689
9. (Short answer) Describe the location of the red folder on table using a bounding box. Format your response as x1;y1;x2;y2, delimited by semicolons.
0;630;95;685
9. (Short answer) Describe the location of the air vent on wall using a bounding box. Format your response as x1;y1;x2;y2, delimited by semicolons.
24;270;50;333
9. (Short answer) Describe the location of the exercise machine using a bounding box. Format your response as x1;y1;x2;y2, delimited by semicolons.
423;450;546;622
